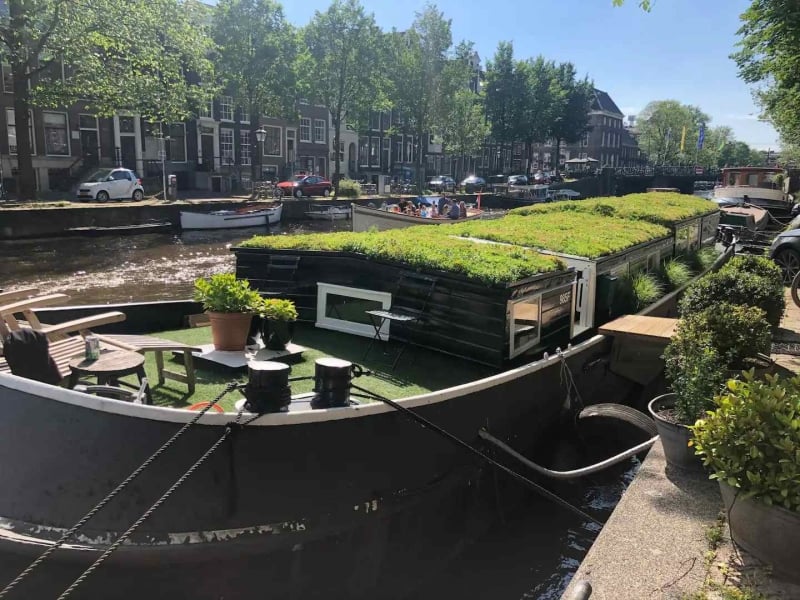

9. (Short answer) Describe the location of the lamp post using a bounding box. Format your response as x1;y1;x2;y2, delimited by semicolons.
159;126;171;201
255;126;267;183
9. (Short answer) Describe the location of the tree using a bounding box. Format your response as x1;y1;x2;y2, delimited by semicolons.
0;0;214;200
733;0;800;146
388;4;465;188
304;0;386;194
213;0;298;182
548;63;594;172
484;42;521;149
636;100;710;164
440;89;489;180
515;57;558;175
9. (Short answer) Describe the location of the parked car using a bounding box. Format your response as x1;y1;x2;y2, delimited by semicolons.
770;216;800;282
428;175;456;193
507;174;528;187
277;175;333;198
460;175;486;193
76;168;144;202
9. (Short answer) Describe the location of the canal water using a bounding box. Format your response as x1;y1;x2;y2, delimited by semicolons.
0;223;640;598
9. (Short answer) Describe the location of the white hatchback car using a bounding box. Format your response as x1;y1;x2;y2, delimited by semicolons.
77;168;145;202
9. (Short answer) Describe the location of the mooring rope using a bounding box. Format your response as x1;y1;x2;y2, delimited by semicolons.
56;403;261;600
350;383;603;527
0;381;242;599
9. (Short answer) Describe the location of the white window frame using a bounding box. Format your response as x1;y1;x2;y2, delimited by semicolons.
263;125;282;157
239;104;250;124
220;128;234;165
300;118;311;142
240;129;251;166
199;101;213;119
508;294;542;359
219;96;234;122
313;119;325;144
6;108;35;155
43;111;70;156
316;283;392;339
1;60;12;94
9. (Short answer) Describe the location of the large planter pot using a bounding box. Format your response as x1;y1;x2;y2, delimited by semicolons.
647;393;703;470
720;481;800;583
208;311;253;351
260;318;295;351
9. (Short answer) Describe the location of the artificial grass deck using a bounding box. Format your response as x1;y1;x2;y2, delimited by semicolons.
123;324;498;412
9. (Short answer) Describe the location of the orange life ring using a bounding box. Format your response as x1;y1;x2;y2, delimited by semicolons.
188;402;224;413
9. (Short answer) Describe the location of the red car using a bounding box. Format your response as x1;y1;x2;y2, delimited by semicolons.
277;174;333;198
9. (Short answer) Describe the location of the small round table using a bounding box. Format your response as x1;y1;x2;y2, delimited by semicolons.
68;350;151;404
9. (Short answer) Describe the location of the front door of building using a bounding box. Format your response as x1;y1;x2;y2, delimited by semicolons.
80;130;99;168
120;136;136;171
201;134;214;171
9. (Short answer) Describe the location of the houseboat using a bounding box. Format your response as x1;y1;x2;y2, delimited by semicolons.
713;167;794;216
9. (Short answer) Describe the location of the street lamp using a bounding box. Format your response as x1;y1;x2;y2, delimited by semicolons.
255;126;267;182
160;132;171;201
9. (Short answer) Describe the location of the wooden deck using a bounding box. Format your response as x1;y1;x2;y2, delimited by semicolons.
598;314;679;343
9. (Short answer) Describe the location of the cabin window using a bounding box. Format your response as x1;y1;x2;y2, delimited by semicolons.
509;296;541;358
747;173;759;187
316;283;392;339
727;171;738;186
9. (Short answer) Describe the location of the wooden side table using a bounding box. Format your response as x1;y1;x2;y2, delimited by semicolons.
68;350;151;404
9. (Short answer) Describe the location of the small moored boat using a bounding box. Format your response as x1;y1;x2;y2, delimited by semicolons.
713;167;794;216
180;203;282;230
305;204;350;221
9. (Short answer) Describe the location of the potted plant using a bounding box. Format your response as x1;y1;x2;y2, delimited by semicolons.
691;373;800;583
650;319;725;469
257;297;298;351
193;273;263;351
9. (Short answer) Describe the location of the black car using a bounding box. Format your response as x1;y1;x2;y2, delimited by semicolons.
507;175;528;186
428;175;456;193
460;175;486;193
770;215;800;283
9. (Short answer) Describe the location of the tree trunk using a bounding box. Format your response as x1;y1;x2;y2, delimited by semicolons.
249;105;258;184
332;111;342;198
9;0;36;201
554;138;561;173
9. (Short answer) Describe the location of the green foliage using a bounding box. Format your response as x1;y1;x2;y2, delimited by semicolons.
691;373;800;512
721;254;784;288
686;303;772;371
239;228;565;285
193;273;262;313
511;192;717;228
336;179;362;198
688;246;721;272
663;320;726;424
440;88;490;161
450;212;669;259
679;269;785;329
635;100;710;165
662;258;694;290
630;271;664;310
256;298;298;321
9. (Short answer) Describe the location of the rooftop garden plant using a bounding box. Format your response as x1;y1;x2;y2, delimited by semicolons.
447;212;669;259
238;229;565;286
510;192;717;227
661;258;694;290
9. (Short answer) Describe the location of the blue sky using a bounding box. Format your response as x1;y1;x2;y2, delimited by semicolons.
213;0;780;150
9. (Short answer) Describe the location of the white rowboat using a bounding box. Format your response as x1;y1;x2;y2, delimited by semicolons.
180;203;283;230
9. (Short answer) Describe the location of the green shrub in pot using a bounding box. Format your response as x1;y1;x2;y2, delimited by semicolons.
193;273;262;313
720;254;784;287
693;303;772;370
691;373;800;511
257;297;298;322
679;269;785;329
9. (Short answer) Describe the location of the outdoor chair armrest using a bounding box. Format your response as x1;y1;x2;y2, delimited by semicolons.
37;311;127;338
0;294;69;316
0;288;39;305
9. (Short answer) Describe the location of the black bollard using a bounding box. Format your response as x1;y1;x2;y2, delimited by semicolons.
311;358;355;409
243;360;292;413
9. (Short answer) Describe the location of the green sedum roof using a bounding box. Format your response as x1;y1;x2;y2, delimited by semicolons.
445;211;670;259
509;192;718;227
238;229;566;286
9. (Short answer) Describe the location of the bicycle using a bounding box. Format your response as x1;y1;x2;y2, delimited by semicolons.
790;270;800;309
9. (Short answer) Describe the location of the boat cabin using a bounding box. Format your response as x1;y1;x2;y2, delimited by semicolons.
713;167;791;213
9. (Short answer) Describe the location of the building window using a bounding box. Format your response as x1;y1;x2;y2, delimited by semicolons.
381;112;390;130
314;119;325;143
239;104;249;123
369;136;380;167
219;96;234;121
369;112;380;130
199;101;213;119
43;112;69;155
167;123;186;162
300;118;311;142
358;136;369;166
220;128;234;164
119;116;135;134
395;139;402;163
263;125;281;156
406;140;413;164
382;137;390;169
6;108;34;155
239;129;251;166
1;61;12;94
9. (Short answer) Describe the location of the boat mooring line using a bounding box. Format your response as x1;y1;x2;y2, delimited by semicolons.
478;430;658;480
0;381;244;599
350;384;603;527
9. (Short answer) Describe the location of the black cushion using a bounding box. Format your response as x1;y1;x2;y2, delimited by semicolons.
2;329;62;385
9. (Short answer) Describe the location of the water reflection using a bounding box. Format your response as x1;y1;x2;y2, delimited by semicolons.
0;220;351;304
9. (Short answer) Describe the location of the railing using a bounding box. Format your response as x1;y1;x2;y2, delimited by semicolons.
610;166;721;177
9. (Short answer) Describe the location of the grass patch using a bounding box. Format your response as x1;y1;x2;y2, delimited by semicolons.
510;192;717;227
662;258;694;290
630;272;664;310
120;323;498;411
239;228;565;285
448;212;669;258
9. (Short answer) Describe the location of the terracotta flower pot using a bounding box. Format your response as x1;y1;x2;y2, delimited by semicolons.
208;312;253;351
647;393;704;471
